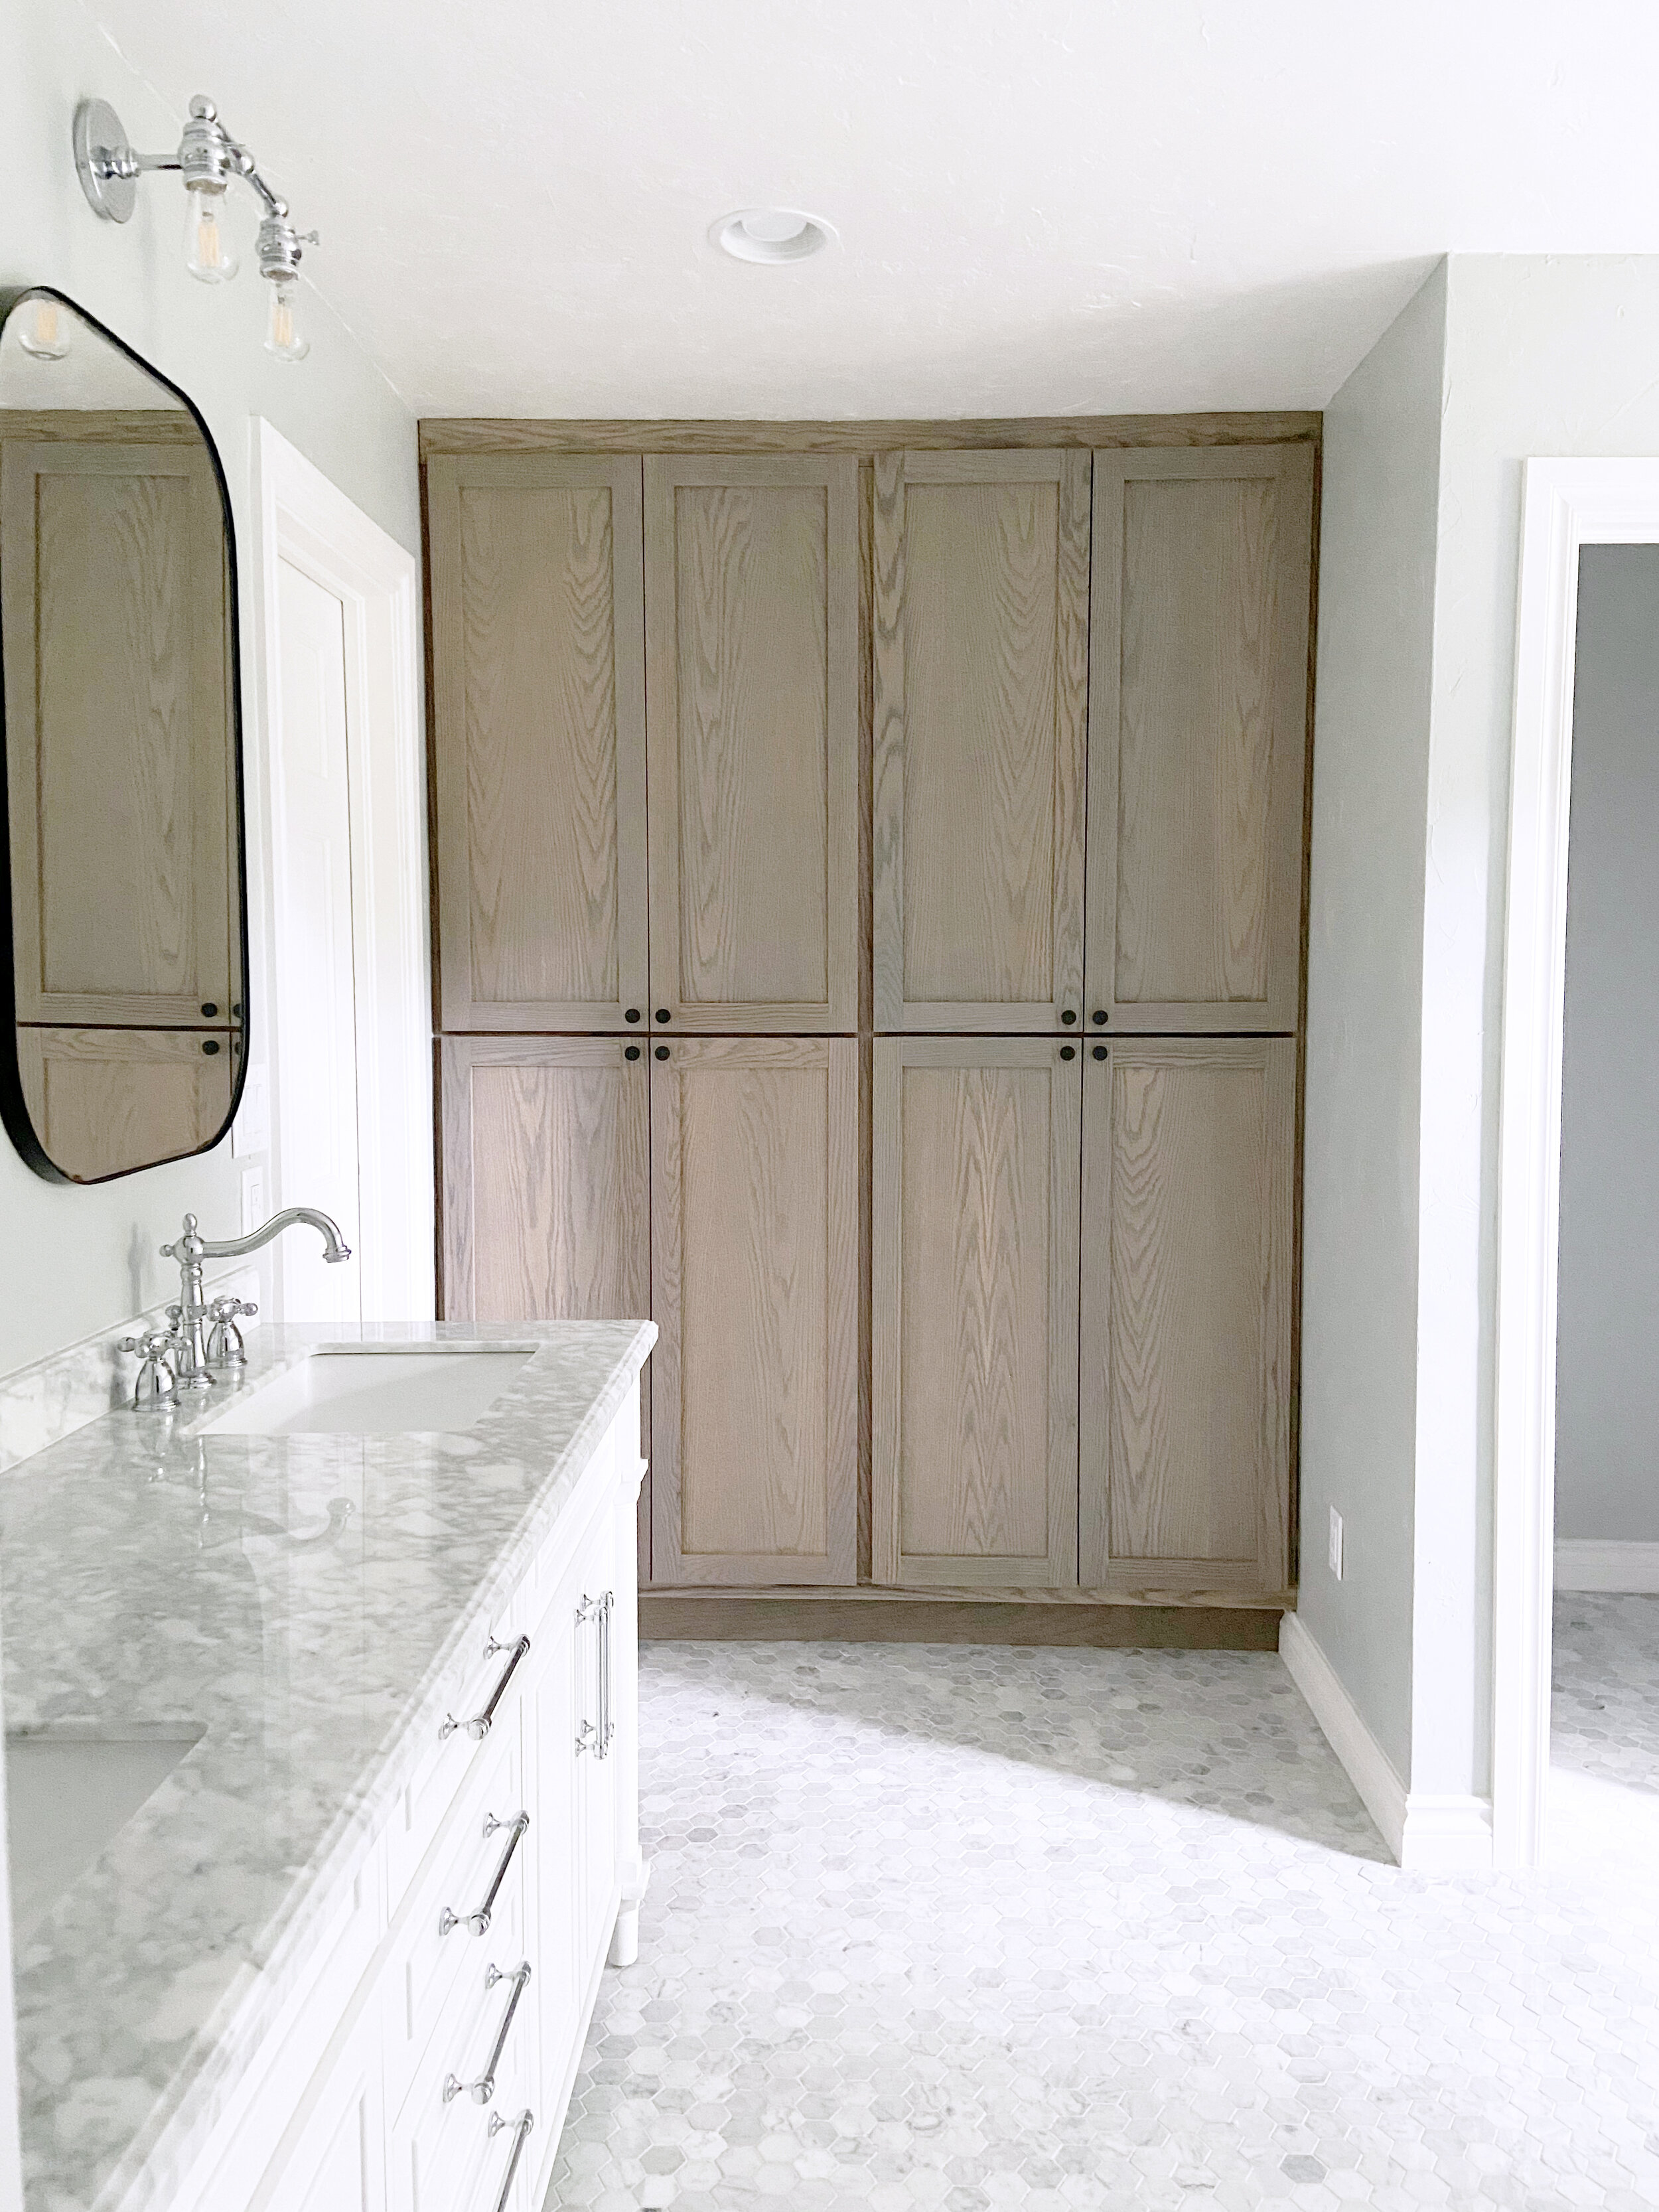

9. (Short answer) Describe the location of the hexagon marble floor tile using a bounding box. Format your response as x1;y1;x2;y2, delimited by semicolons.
544;1602;1659;2212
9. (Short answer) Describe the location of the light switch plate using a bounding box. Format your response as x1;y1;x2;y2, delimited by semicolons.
1328;1507;1344;1580
232;1064;269;1158
240;1165;267;1236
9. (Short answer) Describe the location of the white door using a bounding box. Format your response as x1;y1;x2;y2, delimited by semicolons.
273;560;363;1325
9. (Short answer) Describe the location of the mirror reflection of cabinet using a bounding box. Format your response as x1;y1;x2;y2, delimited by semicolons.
0;289;247;1183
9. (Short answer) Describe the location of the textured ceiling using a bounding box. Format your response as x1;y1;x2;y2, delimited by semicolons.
84;0;1659;417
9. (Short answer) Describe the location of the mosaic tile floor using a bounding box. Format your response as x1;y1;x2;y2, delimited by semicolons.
545;1623;1659;2212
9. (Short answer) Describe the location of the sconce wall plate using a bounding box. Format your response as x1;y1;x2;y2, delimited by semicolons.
72;99;138;224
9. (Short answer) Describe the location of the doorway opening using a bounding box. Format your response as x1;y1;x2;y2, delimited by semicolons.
249;421;433;1328
1494;459;1659;1866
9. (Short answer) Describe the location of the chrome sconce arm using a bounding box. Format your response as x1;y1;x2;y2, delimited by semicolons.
72;95;319;360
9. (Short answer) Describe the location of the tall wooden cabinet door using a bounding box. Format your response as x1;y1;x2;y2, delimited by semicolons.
872;1038;1082;1587
439;1037;649;1322
1;438;232;1027
650;1039;857;1585
1080;1038;1294;1597
644;457;859;1031
1086;445;1314;1034
427;455;648;1031
873;451;1090;1032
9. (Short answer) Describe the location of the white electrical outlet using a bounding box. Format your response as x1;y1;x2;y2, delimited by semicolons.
1328;1506;1344;1580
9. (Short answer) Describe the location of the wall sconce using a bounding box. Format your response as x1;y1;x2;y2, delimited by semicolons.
72;95;317;362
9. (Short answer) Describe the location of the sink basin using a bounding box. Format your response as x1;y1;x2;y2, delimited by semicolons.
6;1731;202;1934
202;1349;533;1438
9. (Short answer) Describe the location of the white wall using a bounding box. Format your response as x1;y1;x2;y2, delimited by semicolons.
0;0;417;1377
1299;264;1445;1780
1550;547;1659;1543
1303;255;1659;1820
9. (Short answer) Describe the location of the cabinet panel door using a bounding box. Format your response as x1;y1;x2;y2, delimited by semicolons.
650;1039;857;1585
1080;1038;1294;1597
873;1038;1081;1587
873;451;1090;1031
427;454;647;1031
1;437;232;1026
644;456;859;1031
1086;445;1313;1033
17;1025;234;1182
439;1037;648;1325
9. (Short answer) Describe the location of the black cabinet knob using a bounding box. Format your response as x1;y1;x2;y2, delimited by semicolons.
1060;1009;1076;1025
200;1001;218;1017
1092;1045;1108;1061
624;1045;641;1061
654;1045;670;1061
1092;1009;1108;1025
655;1008;671;1023
202;1039;221;1056
625;1007;641;1023
1059;1045;1075;1061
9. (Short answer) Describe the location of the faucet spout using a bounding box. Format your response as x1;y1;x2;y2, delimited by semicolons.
155;1208;354;1392
182;1207;352;1266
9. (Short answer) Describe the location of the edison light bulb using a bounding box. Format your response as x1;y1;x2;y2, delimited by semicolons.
264;277;310;362
183;184;238;284
17;299;70;360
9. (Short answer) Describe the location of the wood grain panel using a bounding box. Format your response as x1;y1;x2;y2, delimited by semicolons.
644;456;857;1029
427;454;646;1031
17;1027;234;1182
873;1037;1080;1587
423;414;1323;458
640;1595;1281;1647
1086;446;1313;1032
873;451;1088;1030
439;1035;648;1323
1;439;232;1027
651;1039;857;1585
1079;1038;1293;1595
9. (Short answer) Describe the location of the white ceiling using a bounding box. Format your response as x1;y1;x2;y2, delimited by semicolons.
88;0;1659;419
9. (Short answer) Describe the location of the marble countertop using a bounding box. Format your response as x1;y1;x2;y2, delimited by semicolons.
0;1318;655;2212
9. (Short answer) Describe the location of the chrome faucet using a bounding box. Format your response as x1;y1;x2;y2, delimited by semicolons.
157;1208;352;1391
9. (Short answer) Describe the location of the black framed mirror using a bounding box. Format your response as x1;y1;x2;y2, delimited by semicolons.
0;287;248;1183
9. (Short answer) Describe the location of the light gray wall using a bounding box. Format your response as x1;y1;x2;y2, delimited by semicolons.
1299;263;1446;1781
1553;545;1659;1544
0;3;417;1378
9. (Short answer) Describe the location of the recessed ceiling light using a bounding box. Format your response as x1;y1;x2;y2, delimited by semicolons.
709;208;835;264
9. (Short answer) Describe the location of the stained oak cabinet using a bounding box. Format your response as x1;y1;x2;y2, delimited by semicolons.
650;1039;857;1585
439;1037;649;1327
644;457;859;1032
1079;1039;1295;1595
427;455;648;1032
1086;447;1313;1032
872;1039;1081;1587
17;1026;234;1183
873;451;1091;1032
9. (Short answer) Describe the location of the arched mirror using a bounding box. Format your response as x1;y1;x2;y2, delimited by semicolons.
0;286;247;1183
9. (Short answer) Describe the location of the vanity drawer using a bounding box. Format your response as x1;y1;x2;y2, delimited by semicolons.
385;1718;531;2114
387;1599;538;1906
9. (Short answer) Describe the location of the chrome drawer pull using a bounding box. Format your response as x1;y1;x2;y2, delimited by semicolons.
575;1591;615;1759
444;1960;532;2106
441;1634;531;1743
440;1810;529;1937
485;2110;534;2212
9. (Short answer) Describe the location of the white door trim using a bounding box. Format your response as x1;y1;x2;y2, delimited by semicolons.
246;419;433;1327
1493;457;1659;1868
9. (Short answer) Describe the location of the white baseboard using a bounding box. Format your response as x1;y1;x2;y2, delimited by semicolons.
1279;1615;1493;1872
1554;1539;1659;1592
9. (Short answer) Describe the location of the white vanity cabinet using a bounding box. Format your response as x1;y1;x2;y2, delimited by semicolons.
170;1394;647;2212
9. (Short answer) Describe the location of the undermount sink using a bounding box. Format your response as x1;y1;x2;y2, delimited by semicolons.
202;1349;533;1438
6;1731;203;1934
